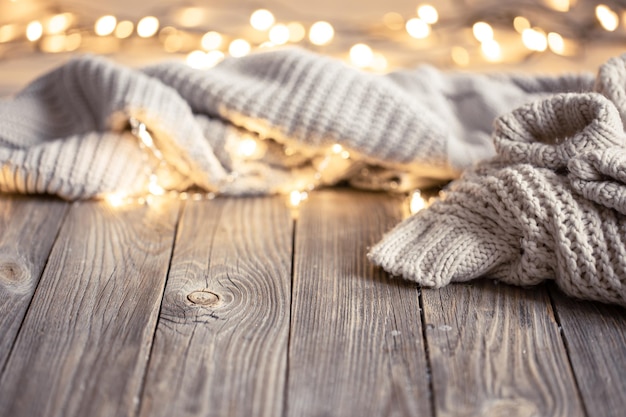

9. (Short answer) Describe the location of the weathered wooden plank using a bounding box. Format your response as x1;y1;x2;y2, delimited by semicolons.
139;197;293;417
0;198;179;417
422;281;584;417
0;195;68;371
287;190;432;417
551;288;626;417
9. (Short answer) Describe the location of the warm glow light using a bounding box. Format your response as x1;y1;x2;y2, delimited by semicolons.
40;35;66;53
371;53;388;72
187;50;208;68
106;193;126;208
163;32;183;52
115;21;134;39
250;9;275;31
65;33;81;51
206;50;225;66
548;32;565;54
473;22;493;42
95;15;117;37
269;24;290;45
545;0;571;12
0;24;18;43
47;13;73;34
331;144;343;154
201;31;222;50
406;18;430;39
137;16;159;38
177;7;205;27
596;5;619;31
229;39;251;57
417;5;439;24
409;191;426;214
148;175;165;196
309;21;334;45
513;16;530;33
26;21;43;41
349;43;374;68
289;190;308;207
481;39;501;62
522;28;548;51
237;138;258;157
287;22;306;42
383;12;405;30
451;46;470;66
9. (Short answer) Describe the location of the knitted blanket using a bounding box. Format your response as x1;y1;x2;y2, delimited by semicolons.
2;48;625;306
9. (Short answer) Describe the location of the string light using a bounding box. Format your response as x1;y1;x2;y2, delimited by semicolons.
472;21;494;42
0;24;19;43
309;21;334;46
548;32;565;54
546;0;572;12
201;31;222;50
451;46;470;66
115;21;134;39
289;190;308;207
409;190;426;214
481;39;501;62
250;9;275;31
513;16;531;33
417;5;439;25
47;13;73;34
229;39;251;57
95;15;117;37
406;18;430;39
26;20;43;41
137;16;159;38
371;53;388;72
287;22;305;43
596;5;619;31
522;28;548;51
383;12;405;30
349;43;374;68
269;24;290;45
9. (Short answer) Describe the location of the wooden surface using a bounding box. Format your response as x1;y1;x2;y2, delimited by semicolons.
0;189;624;417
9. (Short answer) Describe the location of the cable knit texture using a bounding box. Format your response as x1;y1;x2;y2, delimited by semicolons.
0;48;591;199
370;54;626;306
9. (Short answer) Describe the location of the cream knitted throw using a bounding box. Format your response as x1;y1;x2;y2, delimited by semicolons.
3;48;626;305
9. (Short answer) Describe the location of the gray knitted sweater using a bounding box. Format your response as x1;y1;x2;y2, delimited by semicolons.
3;48;625;305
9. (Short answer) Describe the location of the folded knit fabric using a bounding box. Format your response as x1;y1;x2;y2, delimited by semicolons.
369;89;626;305
0;48;593;199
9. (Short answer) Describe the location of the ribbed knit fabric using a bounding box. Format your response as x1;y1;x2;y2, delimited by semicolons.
369;68;626;305
0;48;593;199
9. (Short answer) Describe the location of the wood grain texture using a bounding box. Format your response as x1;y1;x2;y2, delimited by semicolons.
422;281;584;417
0;195;68;371
551;288;626;417
0;199;179;417
287;190;432;417
139;197;293;417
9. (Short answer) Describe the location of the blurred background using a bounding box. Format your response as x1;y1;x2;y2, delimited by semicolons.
1;0;626;95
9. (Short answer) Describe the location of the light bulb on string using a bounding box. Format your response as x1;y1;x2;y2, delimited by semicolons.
596;5;619;31
473;21;493;42
201;31;222;50
115;21;134;39
229;39;251;57
349;43;374;68
309;21;334;45
269;24;290;45
406;18;430;39
26;20;43;41
95;15;117;36
137;16;159;38
417;5;438;25
250;9;275;31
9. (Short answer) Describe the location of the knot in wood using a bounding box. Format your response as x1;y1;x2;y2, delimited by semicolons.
187;290;220;306
0;259;28;284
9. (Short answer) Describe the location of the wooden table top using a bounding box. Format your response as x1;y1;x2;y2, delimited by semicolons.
0;189;624;416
